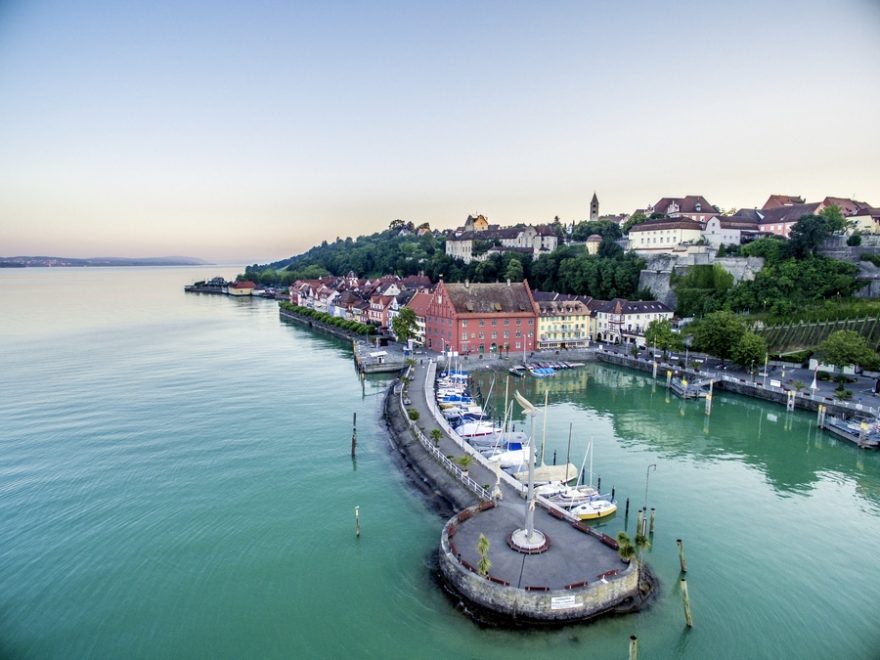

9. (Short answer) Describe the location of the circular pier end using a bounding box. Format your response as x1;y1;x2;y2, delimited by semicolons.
508;528;550;554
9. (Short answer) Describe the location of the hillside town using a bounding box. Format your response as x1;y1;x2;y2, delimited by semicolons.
275;190;876;355
445;193;879;262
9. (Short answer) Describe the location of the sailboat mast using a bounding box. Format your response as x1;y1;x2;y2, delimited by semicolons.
589;438;594;487
540;390;549;466
503;375;510;433
564;423;573;483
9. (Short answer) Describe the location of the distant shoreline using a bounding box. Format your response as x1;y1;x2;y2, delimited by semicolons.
0;257;213;268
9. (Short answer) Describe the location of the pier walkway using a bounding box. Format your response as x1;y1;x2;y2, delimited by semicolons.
400;358;629;598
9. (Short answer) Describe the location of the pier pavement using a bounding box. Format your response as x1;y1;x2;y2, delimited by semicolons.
400;358;626;593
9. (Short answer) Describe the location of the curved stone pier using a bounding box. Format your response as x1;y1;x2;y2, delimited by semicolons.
438;503;646;624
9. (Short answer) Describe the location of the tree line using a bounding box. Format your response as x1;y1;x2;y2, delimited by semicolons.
243;224;650;301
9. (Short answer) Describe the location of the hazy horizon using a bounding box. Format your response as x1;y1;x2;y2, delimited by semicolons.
2;1;878;264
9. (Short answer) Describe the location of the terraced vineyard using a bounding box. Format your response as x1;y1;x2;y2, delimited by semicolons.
759;317;880;354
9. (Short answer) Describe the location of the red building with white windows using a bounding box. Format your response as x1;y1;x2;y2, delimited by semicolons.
424;280;539;355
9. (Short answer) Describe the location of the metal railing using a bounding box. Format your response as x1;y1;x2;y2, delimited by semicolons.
402;363;491;501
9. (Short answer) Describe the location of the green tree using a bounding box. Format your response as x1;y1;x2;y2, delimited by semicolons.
572;220;623;242
731;331;767;370
644;319;680;352
789;214;837;258
819;204;848;233
504;257;524;282
694;310;747;364
391;307;418;343
622;212;648;234
617;531;636;563
818;330;879;370
477;533;491;577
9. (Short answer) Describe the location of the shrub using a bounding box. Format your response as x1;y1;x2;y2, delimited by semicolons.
407;409;419;421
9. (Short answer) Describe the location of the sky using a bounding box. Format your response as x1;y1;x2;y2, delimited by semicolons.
1;0;878;264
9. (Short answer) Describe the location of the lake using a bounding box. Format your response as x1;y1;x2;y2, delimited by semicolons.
1;267;878;659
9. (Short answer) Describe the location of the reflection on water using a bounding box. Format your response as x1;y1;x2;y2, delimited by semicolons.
474;364;880;506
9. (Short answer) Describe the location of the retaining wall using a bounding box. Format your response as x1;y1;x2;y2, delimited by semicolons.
439;514;640;623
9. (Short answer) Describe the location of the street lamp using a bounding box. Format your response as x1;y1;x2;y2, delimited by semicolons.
643;463;657;510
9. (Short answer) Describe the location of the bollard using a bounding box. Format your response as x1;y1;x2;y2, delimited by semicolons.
680;577;693;627
677;538;688;573
355;505;361;538
649;507;656;534
351;412;357;456
629;635;638;660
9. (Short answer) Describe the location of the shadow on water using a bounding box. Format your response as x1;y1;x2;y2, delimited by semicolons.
473;364;880;506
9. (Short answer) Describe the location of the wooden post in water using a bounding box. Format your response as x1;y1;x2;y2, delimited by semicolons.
680;577;693;627
666;369;672;389
786;390;796;412
355;505;361;538
649;507;656;533
629;635;638;660
624;497;630;525
597;476;601;492
677;538;688;573
636;508;644;537
552;450;557;465
351;412;357;456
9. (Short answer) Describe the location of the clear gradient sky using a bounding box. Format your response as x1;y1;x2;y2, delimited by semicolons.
1;0;878;264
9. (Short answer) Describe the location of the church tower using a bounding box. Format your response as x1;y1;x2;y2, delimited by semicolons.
590;192;599;221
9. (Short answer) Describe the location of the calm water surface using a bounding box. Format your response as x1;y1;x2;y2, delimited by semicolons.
1;268;878;659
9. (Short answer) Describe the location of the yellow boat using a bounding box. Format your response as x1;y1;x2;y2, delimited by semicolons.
570;498;617;521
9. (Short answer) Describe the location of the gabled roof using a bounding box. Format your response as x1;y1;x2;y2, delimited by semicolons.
537;299;591;316
651;195;716;215
595;298;672;315
762;194;804;210
401;274;432;289
406;291;433;317
758;202;821;225
731;208;764;222
532;290;594;305
443;281;537;315
822;196;872;216
230;280;256;289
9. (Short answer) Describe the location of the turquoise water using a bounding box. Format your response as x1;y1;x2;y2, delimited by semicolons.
1;268;879;659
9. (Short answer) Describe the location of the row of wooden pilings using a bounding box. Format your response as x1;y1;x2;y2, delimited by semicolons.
627;537;692;659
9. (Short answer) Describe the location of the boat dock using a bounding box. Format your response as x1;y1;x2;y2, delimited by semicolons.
669;377;712;400
353;341;407;374
820;416;880;449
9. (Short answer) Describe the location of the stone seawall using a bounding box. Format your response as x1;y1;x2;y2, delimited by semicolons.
439;512;643;624
278;308;362;342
